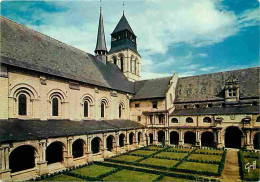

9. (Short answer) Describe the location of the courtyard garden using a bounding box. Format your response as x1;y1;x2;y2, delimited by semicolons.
35;145;228;181
238;150;260;182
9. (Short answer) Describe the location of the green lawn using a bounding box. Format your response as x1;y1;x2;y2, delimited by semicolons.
177;161;219;173
42;174;84;181
195;149;223;155
167;147;193;153
147;146;163;150
245;168;260;181
161;176;197;182
103;169;158;181
155;152;187;160
140;158;179;168
188;154;222;162
242;151;259;158
130;150;156;156
113;155;143;162
71;164;115;178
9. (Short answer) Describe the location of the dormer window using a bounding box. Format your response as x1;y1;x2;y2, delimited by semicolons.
228;88;236;97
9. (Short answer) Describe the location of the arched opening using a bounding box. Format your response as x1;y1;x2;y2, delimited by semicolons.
113;57;117;65
225;126;242;149
120;56;124;72
203;117;212;123
119;134;125;147
129;132;134;145
52;97;59;116
91;137;101;154
170;131;179;145
201;131;214;147
186;117;193;123
171;118;178;123
101;102;105;118
138;132;142;144
18;94;27;115
157;130;165;143
253;133;260;149
149;133;153;144
106;135;115;152
46;142;64;164
72;139;84;158
9;145;36;173
84;101;89;117
134;60;137;74
184;131;196;145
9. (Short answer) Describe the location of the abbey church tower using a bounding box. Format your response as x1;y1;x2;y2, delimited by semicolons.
107;13;141;82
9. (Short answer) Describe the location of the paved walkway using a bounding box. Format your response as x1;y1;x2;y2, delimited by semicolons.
220;149;241;182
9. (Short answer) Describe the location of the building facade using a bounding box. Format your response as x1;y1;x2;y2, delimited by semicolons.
0;10;259;181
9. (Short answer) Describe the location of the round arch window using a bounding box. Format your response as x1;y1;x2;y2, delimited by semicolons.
171;118;178;123
186;117;193;123
203;117;212;123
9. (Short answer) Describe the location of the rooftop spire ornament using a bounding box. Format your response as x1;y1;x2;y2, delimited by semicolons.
123;1;125;15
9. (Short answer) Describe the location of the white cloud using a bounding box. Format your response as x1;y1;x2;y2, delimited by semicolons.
238;7;260;29
198;53;208;57
199;66;218;71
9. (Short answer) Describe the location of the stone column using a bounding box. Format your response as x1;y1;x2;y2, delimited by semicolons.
102;134;107;158
65;137;73;167
37;140;48;175
86;136;92;162
165;128;169;146
179;129;184;146
196;130;201;147
245;130;253;150
0;145;11;180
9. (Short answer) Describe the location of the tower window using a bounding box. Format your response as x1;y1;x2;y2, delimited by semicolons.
52;98;59;116
149;115;153;124
120;56;124;72
158;115;164;124
18;94;27;116
119;105;122;118
113;57;117;65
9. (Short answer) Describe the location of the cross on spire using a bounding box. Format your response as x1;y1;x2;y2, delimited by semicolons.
123;1;125;15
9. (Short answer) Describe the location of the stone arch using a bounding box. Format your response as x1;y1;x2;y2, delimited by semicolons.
106;135;115;152
201;131;214;147
10;84;39;117
81;94;94;118
100;97;109;118
149;133;153;144
253;132;260;150
225;126;243;149
46;141;65;164
170;131;179;145
72;139;85;158
184;131;196;145
47;89;67;117
129;132;135;145
91;137;102;154
9;145;38;173
157;130;165;143
119;133;125;147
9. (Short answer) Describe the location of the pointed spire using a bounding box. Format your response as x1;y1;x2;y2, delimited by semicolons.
112;13;135;35
95;7;107;55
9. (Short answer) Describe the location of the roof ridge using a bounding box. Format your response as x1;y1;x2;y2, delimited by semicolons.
137;76;172;82
0;15;92;59
179;67;260;79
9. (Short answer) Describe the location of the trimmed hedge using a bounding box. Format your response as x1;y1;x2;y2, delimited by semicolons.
217;149;226;176
95;161;219;181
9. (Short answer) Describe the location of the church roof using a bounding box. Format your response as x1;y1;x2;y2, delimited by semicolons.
0;16;134;94
95;10;108;53
132;76;172;100
174;67;260;103
0;119;144;143
112;14;135;35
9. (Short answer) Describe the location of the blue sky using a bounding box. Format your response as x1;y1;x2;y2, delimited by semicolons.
1;0;259;79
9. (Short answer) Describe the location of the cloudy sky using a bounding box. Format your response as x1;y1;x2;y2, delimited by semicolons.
1;0;259;79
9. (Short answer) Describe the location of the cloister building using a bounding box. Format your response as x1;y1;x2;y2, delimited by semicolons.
0;10;259;181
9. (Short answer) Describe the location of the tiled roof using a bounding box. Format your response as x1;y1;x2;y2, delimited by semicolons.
170;105;260;116
175;67;260;103
0;119;145;143
132;77;172;100
0;16;134;94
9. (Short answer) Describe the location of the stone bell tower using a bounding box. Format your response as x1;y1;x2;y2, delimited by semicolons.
107;13;141;82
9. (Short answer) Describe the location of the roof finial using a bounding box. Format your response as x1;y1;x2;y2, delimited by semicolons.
100;0;102;12
123;1;125;15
